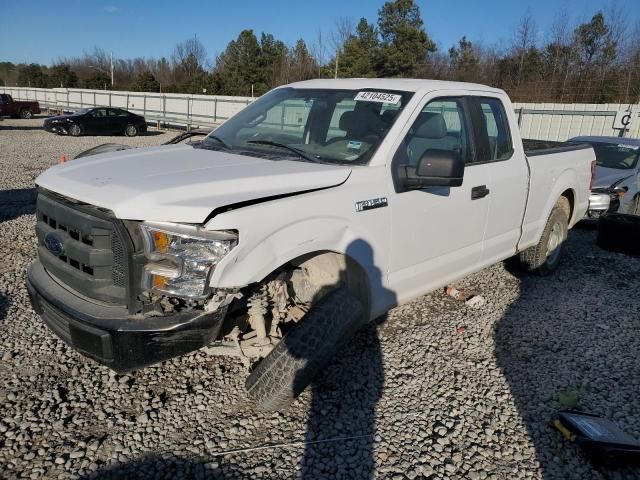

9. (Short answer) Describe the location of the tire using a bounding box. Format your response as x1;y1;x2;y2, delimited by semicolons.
124;124;138;137
597;213;640;256
518;197;570;275
630;195;640;216
19;109;32;119
245;286;365;411
68;124;81;137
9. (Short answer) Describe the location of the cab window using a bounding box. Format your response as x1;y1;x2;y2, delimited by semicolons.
399;98;471;167
471;97;513;163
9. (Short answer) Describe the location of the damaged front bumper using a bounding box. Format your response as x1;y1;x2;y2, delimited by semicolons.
26;261;226;373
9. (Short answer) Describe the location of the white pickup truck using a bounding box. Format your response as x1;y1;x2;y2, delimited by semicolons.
27;79;594;410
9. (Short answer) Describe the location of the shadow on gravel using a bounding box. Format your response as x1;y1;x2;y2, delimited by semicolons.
496;231;640;479
79;454;224;479
0;125;46;131
0;187;37;222
298;239;390;479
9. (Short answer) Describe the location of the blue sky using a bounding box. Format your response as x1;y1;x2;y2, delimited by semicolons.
1;0;637;65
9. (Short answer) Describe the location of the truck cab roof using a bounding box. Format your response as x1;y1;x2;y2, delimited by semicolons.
285;78;505;95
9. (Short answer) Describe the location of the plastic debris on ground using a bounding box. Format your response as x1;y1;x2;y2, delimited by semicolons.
553;411;640;466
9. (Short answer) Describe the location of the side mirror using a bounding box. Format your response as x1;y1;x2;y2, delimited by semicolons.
403;149;465;189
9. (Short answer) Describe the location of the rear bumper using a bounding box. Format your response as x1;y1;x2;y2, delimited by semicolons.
27;261;225;373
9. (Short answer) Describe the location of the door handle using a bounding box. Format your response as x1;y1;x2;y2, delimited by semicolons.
471;185;490;200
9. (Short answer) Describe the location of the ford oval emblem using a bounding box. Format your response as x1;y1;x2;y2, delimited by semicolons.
44;232;65;257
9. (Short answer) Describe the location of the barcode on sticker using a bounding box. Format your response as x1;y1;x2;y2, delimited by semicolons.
354;91;401;105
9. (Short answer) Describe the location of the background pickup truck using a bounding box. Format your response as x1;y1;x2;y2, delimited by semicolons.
26;79;595;410
0;93;41;119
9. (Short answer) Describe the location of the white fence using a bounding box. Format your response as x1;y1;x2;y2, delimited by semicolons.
1;86;639;140
0;86;253;129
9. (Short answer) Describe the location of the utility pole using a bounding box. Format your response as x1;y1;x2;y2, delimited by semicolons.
110;52;114;87
334;50;339;79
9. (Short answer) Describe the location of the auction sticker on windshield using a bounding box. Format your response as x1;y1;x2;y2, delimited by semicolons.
355;91;402;105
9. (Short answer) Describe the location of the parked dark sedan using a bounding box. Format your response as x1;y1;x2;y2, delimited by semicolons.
43;107;147;137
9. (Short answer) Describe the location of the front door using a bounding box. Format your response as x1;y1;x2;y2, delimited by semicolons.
387;95;491;303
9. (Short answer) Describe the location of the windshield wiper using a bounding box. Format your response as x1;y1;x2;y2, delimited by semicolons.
247;140;319;163
201;134;233;150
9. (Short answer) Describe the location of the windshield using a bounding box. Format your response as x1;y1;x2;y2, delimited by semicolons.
588;142;640;170
73;108;92;116
198;87;413;164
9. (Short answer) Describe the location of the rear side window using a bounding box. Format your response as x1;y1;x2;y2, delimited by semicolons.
470;97;513;163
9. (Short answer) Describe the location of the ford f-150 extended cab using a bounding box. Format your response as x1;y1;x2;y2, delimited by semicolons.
0;93;41;119
26;79;595;410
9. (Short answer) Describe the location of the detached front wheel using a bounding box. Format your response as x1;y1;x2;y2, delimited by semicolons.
245;286;364;411
518;197;570;275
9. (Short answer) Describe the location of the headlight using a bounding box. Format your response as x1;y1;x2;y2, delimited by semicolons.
140;222;237;298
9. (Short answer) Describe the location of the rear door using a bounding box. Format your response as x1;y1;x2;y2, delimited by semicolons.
387;94;491;302
468;96;529;265
108;108;129;133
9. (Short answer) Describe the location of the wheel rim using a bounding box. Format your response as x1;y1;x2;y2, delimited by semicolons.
126;125;136;136
546;221;563;264
70;125;79;135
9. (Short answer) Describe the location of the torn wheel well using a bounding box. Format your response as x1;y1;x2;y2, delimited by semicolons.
285;250;371;319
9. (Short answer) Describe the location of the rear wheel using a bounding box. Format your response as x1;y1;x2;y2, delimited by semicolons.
19;109;32;119
124;124;138;137
245;286;365;411
518;197;570;275
68;124;81;137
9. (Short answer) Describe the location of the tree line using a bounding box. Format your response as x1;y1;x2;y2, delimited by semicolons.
1;0;639;104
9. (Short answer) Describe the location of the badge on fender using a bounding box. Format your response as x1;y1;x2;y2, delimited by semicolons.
356;197;388;212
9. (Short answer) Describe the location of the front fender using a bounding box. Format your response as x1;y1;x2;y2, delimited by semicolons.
210;215;378;289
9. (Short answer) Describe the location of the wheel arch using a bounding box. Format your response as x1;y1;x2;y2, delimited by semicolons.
210;219;387;320
560;188;575;224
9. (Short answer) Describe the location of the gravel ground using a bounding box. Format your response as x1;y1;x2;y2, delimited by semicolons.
1;116;640;480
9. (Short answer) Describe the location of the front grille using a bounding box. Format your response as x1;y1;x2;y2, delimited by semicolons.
36;193;130;305
111;232;126;287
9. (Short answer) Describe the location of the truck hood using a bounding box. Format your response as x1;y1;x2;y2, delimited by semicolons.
593;165;635;189
36;145;351;223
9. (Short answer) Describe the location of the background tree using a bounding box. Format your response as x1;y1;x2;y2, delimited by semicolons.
213;30;263;96
49;64;79;88
376;0;436;77
1;2;638;103
172;37;209;93
132;71;160;92
448;36;479;82
17;64;48;88
83;71;111;90
338;18;379;77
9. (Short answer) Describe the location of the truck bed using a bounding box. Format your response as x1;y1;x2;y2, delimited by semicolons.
518;140;594;252
523;139;592;157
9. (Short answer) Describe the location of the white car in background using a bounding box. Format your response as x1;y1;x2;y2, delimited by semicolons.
569;136;640;217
